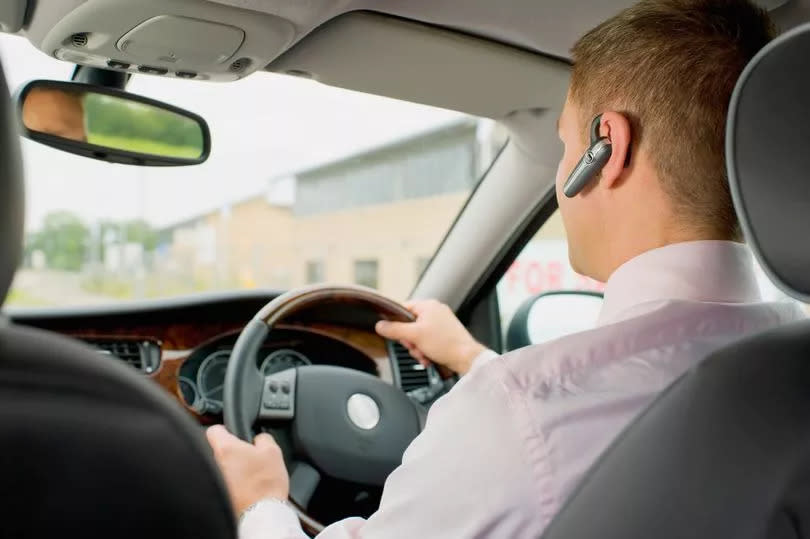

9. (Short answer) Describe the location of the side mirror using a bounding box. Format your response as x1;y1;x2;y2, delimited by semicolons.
505;290;603;351
16;79;210;166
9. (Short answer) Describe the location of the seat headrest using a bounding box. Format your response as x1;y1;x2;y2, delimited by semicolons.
727;23;810;302
0;54;24;306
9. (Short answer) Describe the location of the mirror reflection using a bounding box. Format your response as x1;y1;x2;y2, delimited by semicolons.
506;291;604;350
526;292;603;344
22;87;87;142
20;83;206;162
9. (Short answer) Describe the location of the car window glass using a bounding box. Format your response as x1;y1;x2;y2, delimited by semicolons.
1;35;507;307
496;210;809;347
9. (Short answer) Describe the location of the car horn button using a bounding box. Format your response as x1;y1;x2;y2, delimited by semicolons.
346;393;380;430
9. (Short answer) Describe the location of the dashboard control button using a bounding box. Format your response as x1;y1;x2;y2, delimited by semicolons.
107;60;130;69
259;369;296;420
137;65;168;75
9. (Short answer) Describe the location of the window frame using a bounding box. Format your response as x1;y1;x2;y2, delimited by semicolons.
456;189;559;351
305;259;325;284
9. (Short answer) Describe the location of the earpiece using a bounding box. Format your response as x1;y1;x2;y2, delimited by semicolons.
562;114;613;198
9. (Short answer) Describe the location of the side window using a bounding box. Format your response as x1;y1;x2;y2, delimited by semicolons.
496;211;603;349
496;210;809;350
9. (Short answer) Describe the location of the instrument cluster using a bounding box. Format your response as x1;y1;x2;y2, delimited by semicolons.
180;347;311;414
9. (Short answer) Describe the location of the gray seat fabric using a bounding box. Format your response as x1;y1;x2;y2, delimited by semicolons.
727;23;810;301
540;23;810;539
0;56;236;537
0;40;23;305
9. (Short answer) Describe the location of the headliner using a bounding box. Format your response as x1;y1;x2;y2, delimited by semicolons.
21;0;810;65
208;0;810;60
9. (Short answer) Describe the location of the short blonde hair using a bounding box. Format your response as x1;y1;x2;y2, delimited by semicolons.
570;0;776;240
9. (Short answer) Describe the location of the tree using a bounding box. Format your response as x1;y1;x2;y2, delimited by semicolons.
26;211;89;271
123;219;158;252
89;219;159;264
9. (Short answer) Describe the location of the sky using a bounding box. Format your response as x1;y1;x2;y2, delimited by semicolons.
0;34;468;230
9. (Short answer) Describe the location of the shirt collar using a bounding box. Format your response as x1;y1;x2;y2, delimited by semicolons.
597;240;762;326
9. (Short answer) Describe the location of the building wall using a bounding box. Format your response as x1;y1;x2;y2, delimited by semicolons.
294;123;477;217
163;198;295;292
161;192;468;299
291;192;469;299
205;198;296;289
158;121;508;299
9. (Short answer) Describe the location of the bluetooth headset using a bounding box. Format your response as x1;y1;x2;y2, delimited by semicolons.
562;113;630;198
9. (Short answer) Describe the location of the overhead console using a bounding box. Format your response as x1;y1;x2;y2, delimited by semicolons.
27;0;295;82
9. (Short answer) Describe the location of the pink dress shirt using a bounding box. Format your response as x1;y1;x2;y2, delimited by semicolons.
241;240;805;539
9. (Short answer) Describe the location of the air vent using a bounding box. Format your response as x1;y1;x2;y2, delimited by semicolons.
229;57;251;73
389;341;429;391
71;33;89;48
80;338;161;374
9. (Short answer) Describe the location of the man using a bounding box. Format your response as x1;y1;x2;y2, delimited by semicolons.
21;87;87;142
207;1;804;537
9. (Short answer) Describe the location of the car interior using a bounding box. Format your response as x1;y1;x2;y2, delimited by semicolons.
0;62;236;537
1;0;810;537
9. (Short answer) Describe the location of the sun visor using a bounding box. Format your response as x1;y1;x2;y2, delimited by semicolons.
33;0;294;81
267;12;570;119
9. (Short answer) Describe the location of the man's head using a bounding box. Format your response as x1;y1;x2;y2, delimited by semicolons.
555;0;775;282
22;88;87;142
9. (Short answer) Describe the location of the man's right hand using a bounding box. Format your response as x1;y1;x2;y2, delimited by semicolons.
376;299;486;376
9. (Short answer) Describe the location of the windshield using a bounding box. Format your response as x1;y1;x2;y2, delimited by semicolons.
1;35;503;307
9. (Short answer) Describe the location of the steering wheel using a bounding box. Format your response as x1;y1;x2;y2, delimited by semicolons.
223;285;424;534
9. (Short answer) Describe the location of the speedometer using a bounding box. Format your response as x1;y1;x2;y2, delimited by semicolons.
260;349;311;376
196;350;230;414
179;376;201;410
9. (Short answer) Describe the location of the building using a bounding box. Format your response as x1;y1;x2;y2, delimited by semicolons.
158;119;504;299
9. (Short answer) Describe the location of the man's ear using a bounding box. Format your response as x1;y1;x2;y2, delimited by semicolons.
598;111;632;189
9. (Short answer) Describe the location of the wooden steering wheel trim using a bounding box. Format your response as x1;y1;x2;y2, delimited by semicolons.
257;284;416;327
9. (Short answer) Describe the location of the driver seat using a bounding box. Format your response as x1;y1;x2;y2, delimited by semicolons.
540;23;810;539
0;59;236;536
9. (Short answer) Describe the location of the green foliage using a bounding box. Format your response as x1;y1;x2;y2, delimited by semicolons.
81;274;133;299
93;219;159;260
6;288;50;306
122;219;159;251
87;133;201;158
26;211;89;271
25;211;159;272
84;93;204;158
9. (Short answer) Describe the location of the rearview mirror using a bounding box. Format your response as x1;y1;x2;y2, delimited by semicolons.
16;80;210;166
505;290;604;351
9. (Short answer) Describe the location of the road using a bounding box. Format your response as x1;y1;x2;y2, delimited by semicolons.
10;269;115;307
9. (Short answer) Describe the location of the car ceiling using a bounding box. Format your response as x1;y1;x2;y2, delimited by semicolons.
21;0;810;67
215;0;810;59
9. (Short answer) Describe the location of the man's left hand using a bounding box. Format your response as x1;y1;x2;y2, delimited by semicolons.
206;424;290;516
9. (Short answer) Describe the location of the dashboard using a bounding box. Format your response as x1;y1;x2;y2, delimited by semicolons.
182;348;312;413
9;291;443;422
178;328;378;415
